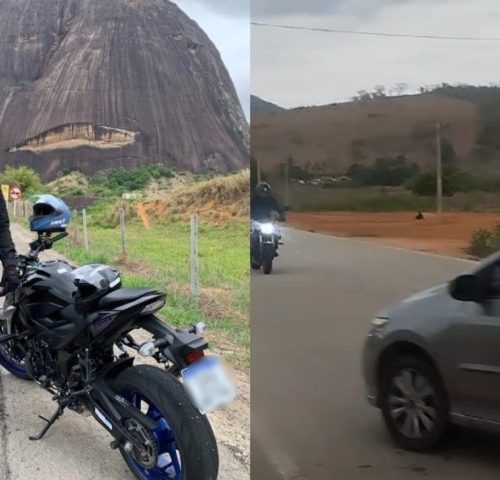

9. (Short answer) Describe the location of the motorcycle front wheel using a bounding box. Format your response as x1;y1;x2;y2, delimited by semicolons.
112;365;219;480
0;312;32;381
262;245;275;275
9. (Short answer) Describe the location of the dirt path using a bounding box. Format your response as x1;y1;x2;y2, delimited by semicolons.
289;211;500;258
136;203;151;228
2;223;249;479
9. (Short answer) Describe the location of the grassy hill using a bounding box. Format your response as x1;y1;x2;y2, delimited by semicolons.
251;95;286;115
252;85;500;177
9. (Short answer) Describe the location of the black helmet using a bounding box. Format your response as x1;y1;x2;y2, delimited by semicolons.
256;182;272;197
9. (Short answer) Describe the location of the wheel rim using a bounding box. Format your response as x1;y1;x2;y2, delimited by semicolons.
387;368;438;439
122;390;183;479
0;322;28;376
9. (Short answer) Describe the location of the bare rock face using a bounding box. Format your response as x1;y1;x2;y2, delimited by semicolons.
0;0;249;179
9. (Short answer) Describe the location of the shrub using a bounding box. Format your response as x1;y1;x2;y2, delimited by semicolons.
91;164;175;196
467;224;500;258
347;156;418;187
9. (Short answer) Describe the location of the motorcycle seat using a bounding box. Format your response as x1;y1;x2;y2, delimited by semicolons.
100;288;158;309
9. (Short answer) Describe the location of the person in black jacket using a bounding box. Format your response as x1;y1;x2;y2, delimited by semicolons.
0;193;19;293
250;182;286;263
250;182;286;222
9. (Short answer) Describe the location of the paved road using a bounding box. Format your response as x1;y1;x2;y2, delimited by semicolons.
252;228;500;480
0;224;248;480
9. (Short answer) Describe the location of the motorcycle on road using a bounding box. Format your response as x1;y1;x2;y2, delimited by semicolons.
250;217;282;275
0;228;235;480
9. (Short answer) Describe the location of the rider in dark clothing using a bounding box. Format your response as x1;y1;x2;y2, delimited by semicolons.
250;182;286;262
0;193;19;293
250;182;286;222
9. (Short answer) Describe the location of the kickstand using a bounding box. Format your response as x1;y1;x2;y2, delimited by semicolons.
29;405;65;441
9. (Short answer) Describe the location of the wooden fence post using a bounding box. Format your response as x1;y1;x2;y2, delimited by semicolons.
190;214;200;305
82;208;89;251
119;208;126;258
72;209;78;244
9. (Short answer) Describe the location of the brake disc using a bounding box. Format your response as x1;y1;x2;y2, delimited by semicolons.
125;418;159;469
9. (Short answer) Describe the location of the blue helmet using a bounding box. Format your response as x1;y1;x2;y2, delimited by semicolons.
30;195;71;233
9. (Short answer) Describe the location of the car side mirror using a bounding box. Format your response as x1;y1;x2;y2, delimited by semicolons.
449;274;485;303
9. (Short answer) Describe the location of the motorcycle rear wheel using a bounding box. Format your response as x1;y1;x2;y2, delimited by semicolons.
112;364;218;480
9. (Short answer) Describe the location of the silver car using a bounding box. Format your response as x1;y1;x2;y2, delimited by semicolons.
363;251;500;451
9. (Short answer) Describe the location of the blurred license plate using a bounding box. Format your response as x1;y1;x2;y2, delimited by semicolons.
182;356;236;414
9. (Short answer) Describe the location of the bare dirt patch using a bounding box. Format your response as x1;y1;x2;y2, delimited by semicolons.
289;211;500;257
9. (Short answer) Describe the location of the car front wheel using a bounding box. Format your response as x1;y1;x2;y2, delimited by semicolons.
380;355;448;452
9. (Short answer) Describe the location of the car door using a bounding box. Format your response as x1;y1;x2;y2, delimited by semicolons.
447;263;500;422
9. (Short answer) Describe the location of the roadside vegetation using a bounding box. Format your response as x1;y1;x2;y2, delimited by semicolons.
254;139;500;213
467;224;500;258
8;166;250;367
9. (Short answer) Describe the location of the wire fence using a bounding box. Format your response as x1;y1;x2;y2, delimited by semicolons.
6;200;201;303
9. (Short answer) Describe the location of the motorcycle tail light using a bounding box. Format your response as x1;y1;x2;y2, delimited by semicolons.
186;350;205;364
140;298;165;315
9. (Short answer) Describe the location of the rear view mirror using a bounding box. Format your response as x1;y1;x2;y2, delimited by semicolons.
449;274;485;303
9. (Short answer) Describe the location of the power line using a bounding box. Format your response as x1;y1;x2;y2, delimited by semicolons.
251;22;500;42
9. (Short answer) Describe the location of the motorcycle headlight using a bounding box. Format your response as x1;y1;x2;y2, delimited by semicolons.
260;223;275;235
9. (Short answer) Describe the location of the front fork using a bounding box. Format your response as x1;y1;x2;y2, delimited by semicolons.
0;300;17;336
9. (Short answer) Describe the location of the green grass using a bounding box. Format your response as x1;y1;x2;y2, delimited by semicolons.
279;185;500;212
56;219;250;366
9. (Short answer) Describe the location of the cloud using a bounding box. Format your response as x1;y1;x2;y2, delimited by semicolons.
175;1;250;118
176;0;249;17
252;0;500;108
252;0;408;19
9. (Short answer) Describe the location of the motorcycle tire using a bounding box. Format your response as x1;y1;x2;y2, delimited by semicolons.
262;259;273;275
112;365;219;480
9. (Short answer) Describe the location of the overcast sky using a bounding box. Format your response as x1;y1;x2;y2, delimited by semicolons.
175;0;250;118
252;0;500;108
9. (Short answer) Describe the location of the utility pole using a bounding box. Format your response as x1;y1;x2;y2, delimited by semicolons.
436;122;443;215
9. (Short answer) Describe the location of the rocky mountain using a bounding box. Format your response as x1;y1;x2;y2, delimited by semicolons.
0;0;249;179
251;95;285;115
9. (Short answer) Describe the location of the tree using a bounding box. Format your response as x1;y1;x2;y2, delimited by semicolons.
441;138;457;165
372;85;386;98
356;90;371;101
409;173;444;196
347;163;372;184
395;82;409;96
0;166;43;195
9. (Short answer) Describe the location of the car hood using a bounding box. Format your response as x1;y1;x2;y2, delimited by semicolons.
378;283;452;319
